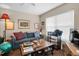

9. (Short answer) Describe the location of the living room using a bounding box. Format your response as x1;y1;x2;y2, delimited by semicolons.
0;3;79;56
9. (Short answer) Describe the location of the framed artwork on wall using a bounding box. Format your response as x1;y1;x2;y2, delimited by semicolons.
34;23;39;29
18;20;30;29
41;21;44;25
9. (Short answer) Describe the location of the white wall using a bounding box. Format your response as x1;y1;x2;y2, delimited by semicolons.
0;8;40;38
0;20;5;37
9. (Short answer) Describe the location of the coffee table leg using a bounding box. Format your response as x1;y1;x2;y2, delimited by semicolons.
19;48;22;56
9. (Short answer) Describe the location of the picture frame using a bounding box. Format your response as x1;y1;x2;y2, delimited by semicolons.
18;20;30;29
34;23;39;29
41;21;44;25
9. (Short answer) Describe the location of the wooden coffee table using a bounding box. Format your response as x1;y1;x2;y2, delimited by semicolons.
20;39;56;56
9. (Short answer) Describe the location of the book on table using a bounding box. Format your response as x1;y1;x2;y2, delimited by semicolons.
23;42;32;47
23;46;34;53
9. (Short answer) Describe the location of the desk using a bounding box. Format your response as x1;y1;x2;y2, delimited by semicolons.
20;39;56;56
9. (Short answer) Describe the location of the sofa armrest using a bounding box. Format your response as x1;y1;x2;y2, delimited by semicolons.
10;36;16;45
10;36;16;43
10;36;20;49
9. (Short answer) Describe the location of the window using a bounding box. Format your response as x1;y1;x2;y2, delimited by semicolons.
46;10;74;41
46;16;56;32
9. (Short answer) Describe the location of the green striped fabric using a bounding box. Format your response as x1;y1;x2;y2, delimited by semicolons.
0;42;12;53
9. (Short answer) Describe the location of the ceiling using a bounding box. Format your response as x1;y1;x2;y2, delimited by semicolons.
0;3;63;15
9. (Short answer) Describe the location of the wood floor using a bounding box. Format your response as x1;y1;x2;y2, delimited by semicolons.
53;50;64;56
8;48;64;56
8;49;21;56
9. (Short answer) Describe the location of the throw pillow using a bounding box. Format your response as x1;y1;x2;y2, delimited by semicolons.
13;32;25;40
26;33;35;38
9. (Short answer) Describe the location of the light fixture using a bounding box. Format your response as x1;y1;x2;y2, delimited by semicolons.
0;13;10;39
6;20;14;30
0;13;10;19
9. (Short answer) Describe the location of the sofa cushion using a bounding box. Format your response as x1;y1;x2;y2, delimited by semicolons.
34;32;40;39
15;38;30;43
23;32;27;38
26;32;35;38
13;32;25;40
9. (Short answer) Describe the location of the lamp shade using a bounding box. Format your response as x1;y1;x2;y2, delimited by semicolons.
0;13;10;19
6;20;14;30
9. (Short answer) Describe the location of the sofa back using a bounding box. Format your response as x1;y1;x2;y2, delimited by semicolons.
25;32;40;39
12;32;40;41
26;32;35;38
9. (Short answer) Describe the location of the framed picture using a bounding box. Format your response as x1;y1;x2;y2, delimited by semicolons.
34;23;39;29
18;20;30;29
41;21;44;25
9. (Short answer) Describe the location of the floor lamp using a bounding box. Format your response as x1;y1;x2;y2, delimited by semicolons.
0;13;10;40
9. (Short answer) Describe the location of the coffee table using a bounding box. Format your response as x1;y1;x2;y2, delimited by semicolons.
20;39;56;56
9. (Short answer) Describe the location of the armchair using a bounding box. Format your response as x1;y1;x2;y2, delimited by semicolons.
47;29;63;50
